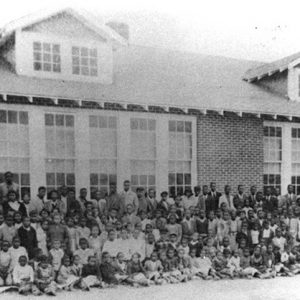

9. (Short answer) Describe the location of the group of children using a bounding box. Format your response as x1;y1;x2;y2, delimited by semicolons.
1;181;300;295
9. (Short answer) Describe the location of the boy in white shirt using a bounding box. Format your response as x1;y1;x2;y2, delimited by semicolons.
12;255;35;295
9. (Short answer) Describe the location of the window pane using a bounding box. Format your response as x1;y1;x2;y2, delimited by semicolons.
66;173;75;186
0;110;7;123
33;42;41;51
176;173;183;185
19;112;28;125
55;114;64;126
72;47;79;55
8;111;17;123
100;174;108;185
45;114;54;126
109;174;117;185
108;116;117;129
34;62;42;71
177;121;184;132
46;173;55;186
56;173;65;186
21;173;30;186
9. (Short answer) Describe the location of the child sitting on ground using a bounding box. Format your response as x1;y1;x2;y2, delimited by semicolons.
57;255;80;290
100;252;119;285
112;252;128;282
126;252;150;287
35;255;57;296
81;255;102;291
12;255;36;295
144;251;163;284
70;255;82;277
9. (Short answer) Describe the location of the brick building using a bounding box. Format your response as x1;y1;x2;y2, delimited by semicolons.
0;8;298;198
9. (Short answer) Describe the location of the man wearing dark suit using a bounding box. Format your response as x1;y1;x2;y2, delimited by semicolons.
205;182;221;213
233;185;247;209
262;186;278;212
248;185;257;208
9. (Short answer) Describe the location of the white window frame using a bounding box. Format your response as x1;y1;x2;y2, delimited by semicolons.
44;113;76;193
88;114;118;196
33;41;61;73
263;121;300;193
71;46;98;77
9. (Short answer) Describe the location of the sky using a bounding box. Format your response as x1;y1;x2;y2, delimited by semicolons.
1;0;300;62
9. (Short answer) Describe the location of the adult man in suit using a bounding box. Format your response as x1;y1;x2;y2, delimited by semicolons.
262;186;278;212
44;190;66;215
248;185;257;208
219;185;235;211
233;185;247;209
197;185;209;212
280;184;297;208
0;171;19;203
205;182;221;213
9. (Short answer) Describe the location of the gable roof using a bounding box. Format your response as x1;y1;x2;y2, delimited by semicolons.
0;7;128;47
1;44;300;119
243;51;300;82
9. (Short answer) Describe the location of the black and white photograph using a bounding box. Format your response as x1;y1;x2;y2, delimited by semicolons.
0;0;299;299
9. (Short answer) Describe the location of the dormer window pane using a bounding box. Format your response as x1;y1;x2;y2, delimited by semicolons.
53;64;61;73
43;53;51;62
72;46;98;77
81;57;88;66
52;44;60;53
72;47;79;55
82;67;89;76
33;42;41;51
43;43;51;52
72;57;80;65
53;55;61;63
43;63;51;72
81;48;88;56
34;53;41;61
34;62;41;71
33;41;61;73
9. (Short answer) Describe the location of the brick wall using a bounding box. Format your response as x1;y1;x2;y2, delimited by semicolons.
196;112;264;193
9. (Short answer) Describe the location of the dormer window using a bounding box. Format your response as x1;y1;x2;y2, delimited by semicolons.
33;42;61;73
72;46;98;77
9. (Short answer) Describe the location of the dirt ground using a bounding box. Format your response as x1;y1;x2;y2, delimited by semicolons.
1;277;300;300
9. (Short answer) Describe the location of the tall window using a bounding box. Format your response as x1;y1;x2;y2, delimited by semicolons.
0;110;30;196
89;115;117;196
33;42;61;72
263;126;282;193
72;47;98;77
130;118;156;192
291;128;300;194
45;114;75;194
168;120;192;197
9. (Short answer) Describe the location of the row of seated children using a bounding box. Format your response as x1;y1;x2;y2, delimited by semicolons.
3;236;300;296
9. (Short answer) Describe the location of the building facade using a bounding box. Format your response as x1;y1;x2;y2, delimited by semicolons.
1;8;300;198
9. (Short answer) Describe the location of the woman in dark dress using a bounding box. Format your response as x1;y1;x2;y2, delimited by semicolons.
3;190;26;217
